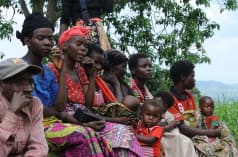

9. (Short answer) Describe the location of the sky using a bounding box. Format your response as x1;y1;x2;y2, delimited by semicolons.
0;6;238;84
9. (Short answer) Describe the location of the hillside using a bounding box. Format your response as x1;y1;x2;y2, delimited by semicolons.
196;81;238;102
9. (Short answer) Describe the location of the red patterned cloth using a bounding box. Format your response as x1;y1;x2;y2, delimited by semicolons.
48;62;88;104
58;26;89;49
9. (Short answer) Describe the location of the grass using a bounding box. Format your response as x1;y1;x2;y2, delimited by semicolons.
214;102;238;144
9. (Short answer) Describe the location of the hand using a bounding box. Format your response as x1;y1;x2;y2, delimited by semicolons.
48;48;64;70
116;116;137;125
103;71;119;85
9;91;32;114
81;56;96;77
83;120;106;131
128;126;136;134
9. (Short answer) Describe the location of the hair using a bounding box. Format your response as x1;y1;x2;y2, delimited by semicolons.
128;53;148;70
170;60;195;84
142;98;164;114
86;43;104;56
103;49;128;70
199;96;214;108
155;91;174;109
16;12;54;45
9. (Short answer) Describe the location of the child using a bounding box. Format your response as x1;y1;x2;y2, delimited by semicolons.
155;91;179;132
135;99;164;157
199;96;219;129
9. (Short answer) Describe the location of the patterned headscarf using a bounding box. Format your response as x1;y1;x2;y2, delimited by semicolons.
58;26;89;49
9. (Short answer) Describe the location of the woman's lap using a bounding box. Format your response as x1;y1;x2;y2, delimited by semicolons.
99;122;144;157
44;118;115;157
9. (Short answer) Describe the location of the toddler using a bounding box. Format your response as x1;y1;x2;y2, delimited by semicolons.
199;96;219;129
155;91;179;132
135;99;164;157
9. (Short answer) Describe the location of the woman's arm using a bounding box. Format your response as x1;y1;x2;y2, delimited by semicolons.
163;120;180;132
103;72;124;102
178;121;221;137
82;57;97;109
48;51;67;112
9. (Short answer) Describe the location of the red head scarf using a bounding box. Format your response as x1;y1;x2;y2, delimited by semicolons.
58;26;89;49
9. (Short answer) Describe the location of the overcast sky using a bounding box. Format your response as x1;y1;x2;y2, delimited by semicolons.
1;5;238;84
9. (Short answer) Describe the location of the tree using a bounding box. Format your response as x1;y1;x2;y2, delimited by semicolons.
0;0;237;92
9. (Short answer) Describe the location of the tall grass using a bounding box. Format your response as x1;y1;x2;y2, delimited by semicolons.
215;102;238;144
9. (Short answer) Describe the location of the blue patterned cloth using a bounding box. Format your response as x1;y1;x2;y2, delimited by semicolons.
32;64;58;107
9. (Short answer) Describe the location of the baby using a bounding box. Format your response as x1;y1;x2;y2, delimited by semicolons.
135;98;164;157
122;95;140;112
199;96;219;129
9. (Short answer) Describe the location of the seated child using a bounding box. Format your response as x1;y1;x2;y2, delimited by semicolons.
135;99;164;157
199;96;219;129
155;91;179;132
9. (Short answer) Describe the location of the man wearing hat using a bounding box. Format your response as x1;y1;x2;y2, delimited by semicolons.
0;58;48;156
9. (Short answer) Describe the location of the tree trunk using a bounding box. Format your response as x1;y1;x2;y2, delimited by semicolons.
32;0;44;13
18;0;30;17
46;0;58;24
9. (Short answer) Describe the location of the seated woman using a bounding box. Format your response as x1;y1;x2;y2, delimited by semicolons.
86;43;143;156
169;60;237;157
17;12;114;156
102;49;134;102
128;53;153;102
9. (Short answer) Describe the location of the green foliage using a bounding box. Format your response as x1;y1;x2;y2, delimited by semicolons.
0;11;15;40
215;102;238;144
103;0;237;92
0;0;238;92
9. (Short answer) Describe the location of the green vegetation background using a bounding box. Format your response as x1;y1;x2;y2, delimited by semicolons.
215;102;238;144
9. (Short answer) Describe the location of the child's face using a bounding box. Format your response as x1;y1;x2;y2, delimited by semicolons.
200;98;214;117
140;104;162;128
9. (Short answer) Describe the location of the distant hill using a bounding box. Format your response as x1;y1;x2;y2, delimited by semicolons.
196;81;238;102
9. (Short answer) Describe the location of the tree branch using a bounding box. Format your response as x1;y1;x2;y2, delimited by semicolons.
18;0;30;17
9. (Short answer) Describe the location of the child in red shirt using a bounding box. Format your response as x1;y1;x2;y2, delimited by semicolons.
135;99;164;157
199;96;220;129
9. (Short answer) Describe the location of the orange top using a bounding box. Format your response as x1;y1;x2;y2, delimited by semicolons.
168;89;197;121
135;121;163;156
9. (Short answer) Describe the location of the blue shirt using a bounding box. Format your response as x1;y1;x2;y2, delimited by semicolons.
32;64;58;107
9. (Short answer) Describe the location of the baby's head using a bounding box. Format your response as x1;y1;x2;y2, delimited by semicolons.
199;96;214;117
122;95;140;112
140;98;164;128
154;91;174;113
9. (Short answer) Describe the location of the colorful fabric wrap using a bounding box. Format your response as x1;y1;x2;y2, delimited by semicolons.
43;116;116;157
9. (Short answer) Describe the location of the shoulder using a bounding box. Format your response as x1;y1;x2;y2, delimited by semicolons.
32;97;44;113
150;125;163;137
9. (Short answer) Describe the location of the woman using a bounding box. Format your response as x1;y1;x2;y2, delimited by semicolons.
102;49;134;102
128;53;153;103
169;60;237;157
16;12;115;157
79;43;144;156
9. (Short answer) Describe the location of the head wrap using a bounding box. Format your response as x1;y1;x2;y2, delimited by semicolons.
16;12;54;45
58;26;89;50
